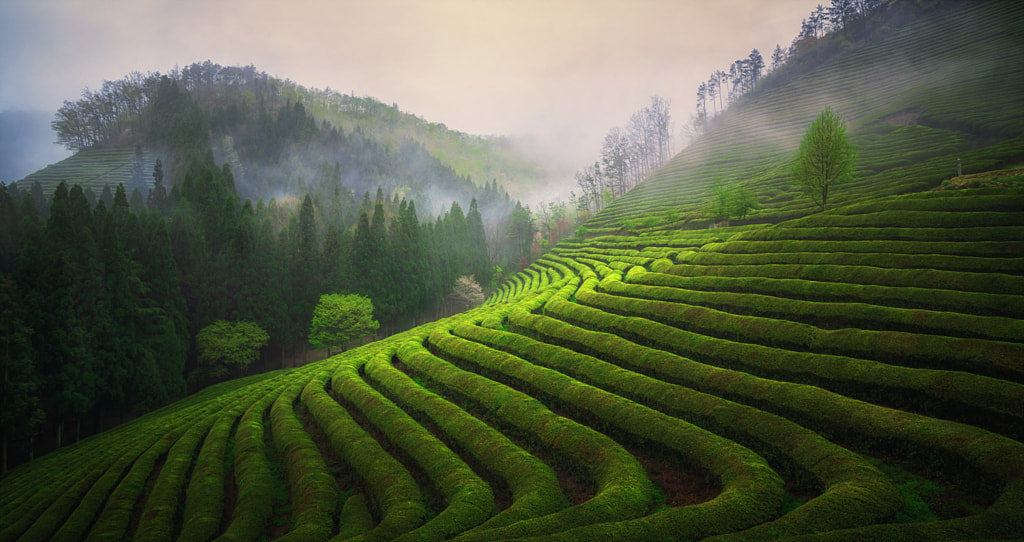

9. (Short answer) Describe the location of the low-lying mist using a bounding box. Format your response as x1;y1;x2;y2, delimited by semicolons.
0;109;71;182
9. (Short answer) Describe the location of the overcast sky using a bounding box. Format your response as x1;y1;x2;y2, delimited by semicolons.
0;0;821;177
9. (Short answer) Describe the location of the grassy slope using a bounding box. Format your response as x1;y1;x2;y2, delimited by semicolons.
2;3;1023;542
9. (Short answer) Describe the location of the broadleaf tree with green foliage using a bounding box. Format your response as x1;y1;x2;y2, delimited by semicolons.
309;293;380;355
792;106;857;211
193;320;269;384
710;178;761;223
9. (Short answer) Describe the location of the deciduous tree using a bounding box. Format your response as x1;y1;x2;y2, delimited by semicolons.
445;275;484;314
793;107;856;211
194;320;269;383
308;293;379;355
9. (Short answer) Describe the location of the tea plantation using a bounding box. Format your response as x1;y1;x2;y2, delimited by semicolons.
2;1;1023;541
15;146;160;197
2;185;1022;542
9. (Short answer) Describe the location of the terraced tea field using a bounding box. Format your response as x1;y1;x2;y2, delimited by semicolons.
585;1;1024;235
3;2;1023;540
15;146;159;196
2;186;1021;541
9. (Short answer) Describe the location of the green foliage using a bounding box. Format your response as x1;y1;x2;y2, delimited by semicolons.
15;146;162;198
5;5;1024;541
269;377;337;541
709;178;762;222
308;293;380;354
4;186;1024;542
309;367;427;540
792;106;857;211
508;201;536;267
0;275;43;474
195;320;269;381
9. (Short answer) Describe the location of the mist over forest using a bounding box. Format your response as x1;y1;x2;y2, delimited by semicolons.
0;62;563;465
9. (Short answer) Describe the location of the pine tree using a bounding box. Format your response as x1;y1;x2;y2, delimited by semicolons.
135;210;189;403
147;158;169;214
465;198;490;285
91;199;138;414
443;201;468;286
0;275;43;474
298;193;318;265
40;183;102;447
368;199;395;325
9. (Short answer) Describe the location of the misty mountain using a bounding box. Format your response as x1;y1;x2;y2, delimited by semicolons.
39;62;546;222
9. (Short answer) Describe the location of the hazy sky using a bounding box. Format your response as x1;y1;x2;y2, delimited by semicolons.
1;0;821;174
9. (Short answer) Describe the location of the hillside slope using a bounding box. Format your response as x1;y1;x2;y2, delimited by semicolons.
585;0;1024;234
277;85;550;197
2;186;1021;542
2;2;1023;541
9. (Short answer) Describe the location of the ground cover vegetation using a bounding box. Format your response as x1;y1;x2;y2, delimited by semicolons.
0;163;498;471
1;0;1023;540
581;0;1024;234
0;67;542;470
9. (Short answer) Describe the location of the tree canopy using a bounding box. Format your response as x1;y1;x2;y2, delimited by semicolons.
709;179;761;223
308;293;380;354
792;106;856;211
194;320;269;382
445;275;485;315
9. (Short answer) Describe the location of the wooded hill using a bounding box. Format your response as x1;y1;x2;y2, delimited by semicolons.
1;63;545;466
22;62;542;223
1;1;1023;541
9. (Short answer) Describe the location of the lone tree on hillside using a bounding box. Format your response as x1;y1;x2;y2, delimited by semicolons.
309;293;380;355
792;106;856;211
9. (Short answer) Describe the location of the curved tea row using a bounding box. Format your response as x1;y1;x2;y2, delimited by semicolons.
1;187;1022;541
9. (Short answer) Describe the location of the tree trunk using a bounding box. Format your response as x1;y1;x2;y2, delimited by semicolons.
56;419;63;449
2;430;7;475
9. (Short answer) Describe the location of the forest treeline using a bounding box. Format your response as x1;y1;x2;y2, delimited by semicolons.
50;62;517;220
568;0;918;223
2;63;543;468
693;0;890;131
0;150;509;467
572;95;673;216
